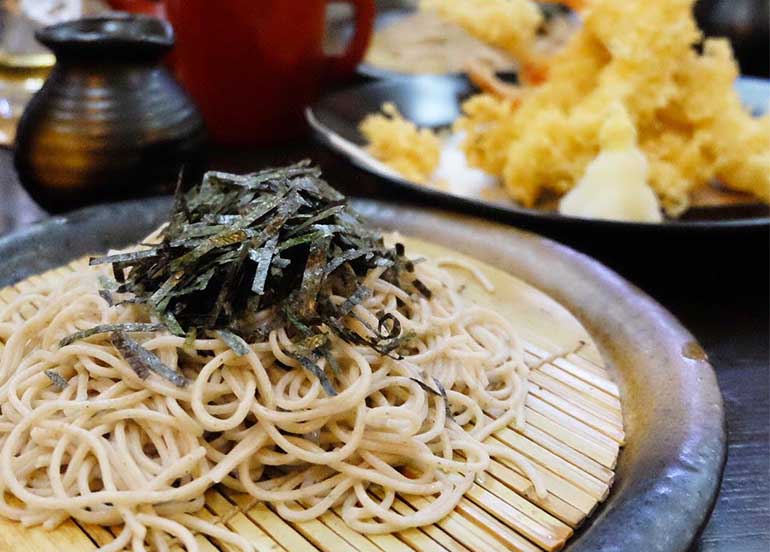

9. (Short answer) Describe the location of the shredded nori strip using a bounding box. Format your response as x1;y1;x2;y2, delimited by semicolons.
291;235;331;319
286;205;345;237
45;370;68;390
98;275;118;291
111;331;188;387
433;377;454;422
337;285;372;317
249;236;277;294
322;248;376;277
409;377;441;397
98;289;114;306
295;332;330;354
183;327;197;350
90;249;159;266
282;304;313;337
159;310;184;336
323;348;342;375
60;323;165;348
412;279;433;299
216;330;251;356
112;263;126;283
409;376;454;423
87;161;430;392
377;313;401;340
290;352;337;396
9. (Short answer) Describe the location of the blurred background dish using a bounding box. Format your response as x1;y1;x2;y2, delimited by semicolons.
358;5;575;78
0;0;108;146
355;0;769;79
307;74;769;347
2;0;766;150
0;66;46;146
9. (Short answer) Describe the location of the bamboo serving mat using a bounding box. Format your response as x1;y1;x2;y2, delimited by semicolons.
0;241;625;552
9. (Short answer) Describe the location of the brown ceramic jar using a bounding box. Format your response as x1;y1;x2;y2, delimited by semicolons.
14;14;206;213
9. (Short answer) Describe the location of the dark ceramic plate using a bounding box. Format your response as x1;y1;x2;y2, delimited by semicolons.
0;197;725;552
307;75;770;234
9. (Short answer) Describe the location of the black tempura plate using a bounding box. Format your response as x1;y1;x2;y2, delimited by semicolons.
307;75;770;295
308;75;770;233
0;197;725;552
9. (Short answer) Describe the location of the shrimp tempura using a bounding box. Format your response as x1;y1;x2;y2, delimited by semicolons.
453;0;770;213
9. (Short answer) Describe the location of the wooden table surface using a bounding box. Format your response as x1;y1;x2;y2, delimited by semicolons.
0;145;766;552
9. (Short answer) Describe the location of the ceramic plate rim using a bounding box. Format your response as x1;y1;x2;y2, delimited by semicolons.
0;197;726;551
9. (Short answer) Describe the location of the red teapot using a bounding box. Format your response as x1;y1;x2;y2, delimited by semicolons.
107;0;375;145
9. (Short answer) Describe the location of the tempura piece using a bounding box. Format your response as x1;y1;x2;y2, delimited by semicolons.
453;0;770;214
559;103;662;222
360;103;441;184
642;39;770;205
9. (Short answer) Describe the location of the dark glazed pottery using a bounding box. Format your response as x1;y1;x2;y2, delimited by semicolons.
14;15;206;213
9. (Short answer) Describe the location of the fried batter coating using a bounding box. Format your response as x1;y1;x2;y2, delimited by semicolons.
455;0;769;213
360;103;442;184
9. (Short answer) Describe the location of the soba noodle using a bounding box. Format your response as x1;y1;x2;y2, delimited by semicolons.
0;255;544;551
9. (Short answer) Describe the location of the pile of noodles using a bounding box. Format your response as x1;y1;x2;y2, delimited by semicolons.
0;256;544;551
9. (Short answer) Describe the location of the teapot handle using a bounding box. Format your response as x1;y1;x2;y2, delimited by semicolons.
324;0;375;82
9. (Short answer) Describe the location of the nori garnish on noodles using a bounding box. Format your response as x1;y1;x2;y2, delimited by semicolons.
409;376;454;422
45;370;68;390
59;323;165;347
216;330;251;357
111;331;189;387
75;161;429;393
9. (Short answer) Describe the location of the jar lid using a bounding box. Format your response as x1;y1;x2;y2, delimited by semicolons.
36;14;174;60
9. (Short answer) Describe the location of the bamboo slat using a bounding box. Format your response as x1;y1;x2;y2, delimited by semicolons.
0;242;624;551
